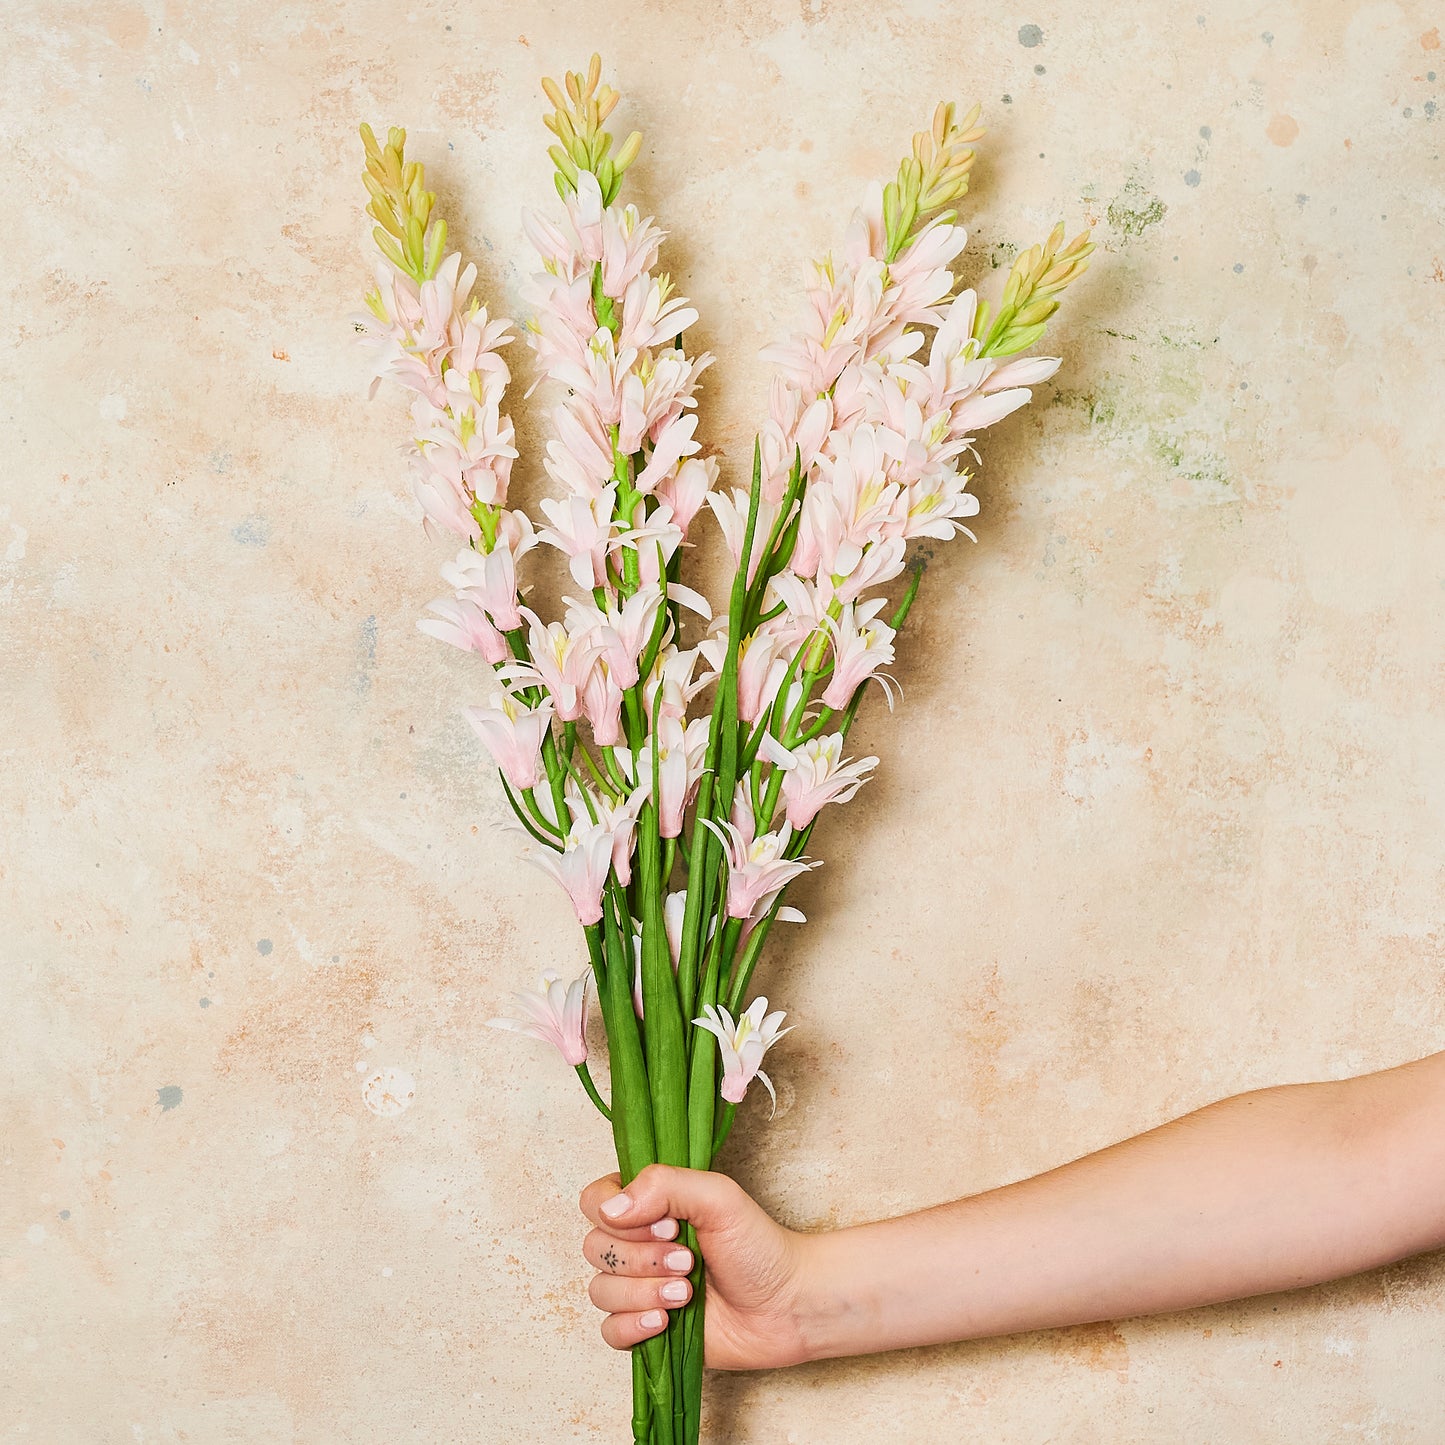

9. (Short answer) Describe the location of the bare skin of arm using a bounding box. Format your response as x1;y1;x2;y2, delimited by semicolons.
578;1048;1445;1369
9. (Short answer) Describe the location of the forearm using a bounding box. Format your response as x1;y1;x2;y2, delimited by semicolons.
797;1052;1445;1361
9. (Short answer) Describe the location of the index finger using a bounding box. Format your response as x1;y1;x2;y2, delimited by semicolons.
580;1173;679;1242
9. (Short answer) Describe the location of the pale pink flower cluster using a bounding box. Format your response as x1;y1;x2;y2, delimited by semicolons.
406;166;723;939
702;800;819;926
523;169;718;584
358;253;521;543
692;185;1063;933
365;124;1070;1113
465;166;719;914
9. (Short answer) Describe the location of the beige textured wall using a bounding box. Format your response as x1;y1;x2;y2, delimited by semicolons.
5;1;1445;1439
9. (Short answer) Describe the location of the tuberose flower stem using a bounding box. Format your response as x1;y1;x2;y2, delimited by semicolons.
575;1061;612;1119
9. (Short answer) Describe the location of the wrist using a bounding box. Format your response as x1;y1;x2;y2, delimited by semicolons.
788;1225;879;1365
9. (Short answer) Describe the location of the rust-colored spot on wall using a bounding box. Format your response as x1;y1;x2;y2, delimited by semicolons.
217;957;380;1089
1056;1320;1131;1381
104;4;149;49
1422;27;1440;50
1266;114;1299;147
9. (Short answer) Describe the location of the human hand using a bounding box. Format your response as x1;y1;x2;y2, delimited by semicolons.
579;1163;814;1370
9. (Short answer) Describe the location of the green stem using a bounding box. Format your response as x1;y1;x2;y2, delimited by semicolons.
796;707;837;744
498;775;563;848
595;906;654;1180
711;1101;738;1158
632;1348;652;1444
679;1279;705;1445
678;440;762;1006
742;448;805;629
635;811;688;1167
602;745;632;795
574;1061;612;1120
540;727;570;837
577;741;621;801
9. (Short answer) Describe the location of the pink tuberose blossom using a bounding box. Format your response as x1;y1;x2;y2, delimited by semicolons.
634;413;701;495
580;658;625;746
633;715;710;838
705;487;778;585
438;528;532;633
528;818;615;926
506;609;604;722
488;966;591;1066
542;401;616;498
820;601;898;710
464;689;553;791
654;455;717;536
417;594;508;664
639;644;707;724
692;997;793;1111
565;586;664;691
761;732;878;829
701;814;818;922
536;488;617;590
358;249;519;544
589;788;643;887
698;622;790;725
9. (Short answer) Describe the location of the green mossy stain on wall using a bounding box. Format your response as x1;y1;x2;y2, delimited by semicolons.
1106;173;1167;240
1049;324;1236;504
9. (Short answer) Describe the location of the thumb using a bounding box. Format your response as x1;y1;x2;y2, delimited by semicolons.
597;1163;746;1237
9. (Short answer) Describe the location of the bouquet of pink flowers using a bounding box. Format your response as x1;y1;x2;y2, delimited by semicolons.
354;55;1090;1443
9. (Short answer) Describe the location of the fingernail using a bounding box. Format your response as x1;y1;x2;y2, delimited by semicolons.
650;1218;678;1240
639;1310;666;1330
660;1280;689;1303
664;1249;692;1272
600;1193;631;1219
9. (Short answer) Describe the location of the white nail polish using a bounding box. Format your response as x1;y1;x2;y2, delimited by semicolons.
660;1280;689;1303
639;1310;666;1330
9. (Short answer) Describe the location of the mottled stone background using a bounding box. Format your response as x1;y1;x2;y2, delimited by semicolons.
5;1;1445;1440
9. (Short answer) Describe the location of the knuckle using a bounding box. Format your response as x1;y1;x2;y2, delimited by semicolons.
632;1162;663;1192
712;1168;743;1200
586;1273;607;1308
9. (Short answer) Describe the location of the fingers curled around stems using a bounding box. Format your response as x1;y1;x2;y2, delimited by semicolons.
580;1174;672;1243
583;1229;692;1278
579;1172;623;1222
587;1271;693;1315
599;1307;671;1351
589;1163;746;1236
